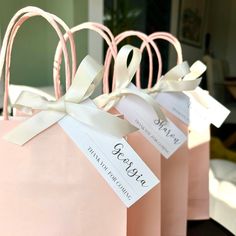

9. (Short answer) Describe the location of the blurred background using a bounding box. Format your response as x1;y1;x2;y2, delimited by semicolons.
0;0;236;233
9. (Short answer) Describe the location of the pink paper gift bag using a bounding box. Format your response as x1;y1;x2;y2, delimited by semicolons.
148;32;210;233
0;7;126;236
103;32;162;236
123;32;189;236
0;121;126;236
147;33;210;221
54;28;162;236
148;33;188;236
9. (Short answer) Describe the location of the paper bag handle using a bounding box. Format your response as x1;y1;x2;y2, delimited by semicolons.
52;22;118;97
0;6;72;120
103;31;162;93
140;32;183;87
4;11;77;98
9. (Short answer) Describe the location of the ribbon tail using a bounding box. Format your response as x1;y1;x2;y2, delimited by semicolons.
4;110;65;145
163;61;190;80
66;102;137;137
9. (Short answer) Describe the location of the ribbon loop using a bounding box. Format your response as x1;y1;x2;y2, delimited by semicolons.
114;45;142;89
163;61;190;81
147;60;206;94
65;55;103;102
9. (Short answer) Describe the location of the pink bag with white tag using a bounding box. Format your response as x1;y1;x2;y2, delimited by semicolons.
53;26;162;236
147;33;210;220
0;7;127;236
187;125;210;219
145;33;189;236
145;33;210;230
103;31;162;236
104;31;189;236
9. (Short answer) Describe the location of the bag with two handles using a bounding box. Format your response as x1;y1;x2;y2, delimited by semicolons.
54;27;162;236
146;33;210;221
103;30;208;236
0;7;129;236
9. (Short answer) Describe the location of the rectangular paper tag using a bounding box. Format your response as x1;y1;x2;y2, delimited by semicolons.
188;87;230;128
155;87;230;133
115;84;187;159
155;92;190;125
154;91;210;133
58;101;159;207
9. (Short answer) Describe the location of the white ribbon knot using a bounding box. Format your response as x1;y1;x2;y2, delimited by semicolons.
146;60;206;94
4;55;137;146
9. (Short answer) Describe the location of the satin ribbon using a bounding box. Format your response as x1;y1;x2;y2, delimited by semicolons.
94;45;166;121
4;55;138;146
146;60;206;94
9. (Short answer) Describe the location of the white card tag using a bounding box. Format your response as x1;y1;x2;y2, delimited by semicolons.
115;84;187;159
154;91;210;133
187;87;230;128
58;100;159;208
155;87;230;133
155;92;190;125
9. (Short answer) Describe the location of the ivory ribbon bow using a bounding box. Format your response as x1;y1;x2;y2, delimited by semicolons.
146;60;206;94
4;55;137;146
94;45;166;121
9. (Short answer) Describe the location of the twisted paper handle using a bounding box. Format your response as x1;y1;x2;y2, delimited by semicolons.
0;6;74;120
103;30;162;92
53;22;118;97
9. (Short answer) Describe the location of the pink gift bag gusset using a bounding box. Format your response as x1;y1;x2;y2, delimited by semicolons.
0;7;133;236
187;126;210;219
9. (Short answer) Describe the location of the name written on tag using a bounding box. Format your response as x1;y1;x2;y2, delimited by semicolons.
58;100;159;207
115;84;187;158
